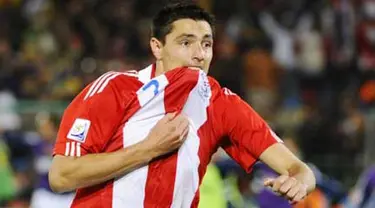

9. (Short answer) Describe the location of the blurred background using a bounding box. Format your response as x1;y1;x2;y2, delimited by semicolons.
0;0;375;207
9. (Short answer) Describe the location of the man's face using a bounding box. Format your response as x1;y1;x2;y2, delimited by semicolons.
160;19;213;73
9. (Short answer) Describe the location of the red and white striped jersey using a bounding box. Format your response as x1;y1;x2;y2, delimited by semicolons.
53;64;281;208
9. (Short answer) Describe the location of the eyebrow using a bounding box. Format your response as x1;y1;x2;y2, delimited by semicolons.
175;33;213;40
203;34;213;40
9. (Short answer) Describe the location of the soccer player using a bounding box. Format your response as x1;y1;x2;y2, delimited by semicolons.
48;3;316;208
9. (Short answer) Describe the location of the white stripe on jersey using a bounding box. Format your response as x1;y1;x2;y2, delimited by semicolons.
84;71;139;100
64;141;82;157
122;72;138;78
136;75;169;107
123;70;138;76
112;84;167;207
65;142;70;156
84;72;113;100
171;70;210;207
70;142;76;156
76;142;81;157
138;64;153;84
86;72;117;99
97;73;122;93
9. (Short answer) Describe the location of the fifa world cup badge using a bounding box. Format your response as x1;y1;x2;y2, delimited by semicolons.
67;118;91;142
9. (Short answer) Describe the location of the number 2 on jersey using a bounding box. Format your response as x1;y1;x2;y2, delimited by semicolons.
137;75;169;106
142;80;160;95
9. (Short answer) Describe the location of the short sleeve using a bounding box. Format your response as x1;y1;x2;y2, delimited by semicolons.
53;75;131;157
215;88;282;173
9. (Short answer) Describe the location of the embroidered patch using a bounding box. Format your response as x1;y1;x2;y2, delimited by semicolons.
198;72;211;100
67;118;91;143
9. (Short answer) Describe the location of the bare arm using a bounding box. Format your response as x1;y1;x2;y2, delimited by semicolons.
260;143;316;202
49;113;189;193
49;140;153;193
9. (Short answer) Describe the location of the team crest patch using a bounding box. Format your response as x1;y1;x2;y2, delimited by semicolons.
198;72;211;100
67;118;91;142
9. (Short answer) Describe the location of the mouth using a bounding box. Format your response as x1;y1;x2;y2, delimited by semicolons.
186;66;202;71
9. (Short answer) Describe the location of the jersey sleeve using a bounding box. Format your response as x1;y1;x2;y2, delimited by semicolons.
53;75;131;157
214;87;282;173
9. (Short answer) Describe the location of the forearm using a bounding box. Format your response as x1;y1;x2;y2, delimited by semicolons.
49;140;157;193
259;143;316;193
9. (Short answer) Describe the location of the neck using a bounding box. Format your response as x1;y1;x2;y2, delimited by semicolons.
155;60;165;77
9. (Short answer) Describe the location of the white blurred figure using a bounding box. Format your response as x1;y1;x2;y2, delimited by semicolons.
343;166;375;208
0;90;21;132
30;112;74;208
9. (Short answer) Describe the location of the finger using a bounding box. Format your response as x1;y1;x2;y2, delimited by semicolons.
292;188;307;202
272;175;289;193
176;117;189;130
170;114;187;125
264;178;274;187
182;121;190;134
285;183;301;200
171;118;188;138
178;122;190;139
279;177;297;194
182;118;190;129
179;126;190;141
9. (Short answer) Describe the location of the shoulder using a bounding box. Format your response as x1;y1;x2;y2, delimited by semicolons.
64;71;142;112
208;76;220;89
206;76;245;118
208;76;227;100
82;71;142;101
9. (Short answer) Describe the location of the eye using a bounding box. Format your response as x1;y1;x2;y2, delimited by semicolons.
181;40;190;47
203;41;212;48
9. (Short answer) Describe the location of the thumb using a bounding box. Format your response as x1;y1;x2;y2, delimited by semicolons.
264;178;275;187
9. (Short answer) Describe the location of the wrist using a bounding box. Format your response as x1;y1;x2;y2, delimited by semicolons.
137;139;159;162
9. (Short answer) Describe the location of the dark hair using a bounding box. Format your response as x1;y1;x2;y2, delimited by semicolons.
151;2;215;44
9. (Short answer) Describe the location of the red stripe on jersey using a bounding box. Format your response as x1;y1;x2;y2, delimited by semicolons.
143;69;200;207
143;155;178;207
151;63;156;79
71;181;112;208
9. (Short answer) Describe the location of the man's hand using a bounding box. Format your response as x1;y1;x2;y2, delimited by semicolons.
145;112;190;157
264;175;308;204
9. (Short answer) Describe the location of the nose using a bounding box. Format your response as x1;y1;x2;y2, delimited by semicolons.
192;44;205;62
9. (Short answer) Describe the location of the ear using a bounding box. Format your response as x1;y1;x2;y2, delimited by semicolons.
150;37;163;60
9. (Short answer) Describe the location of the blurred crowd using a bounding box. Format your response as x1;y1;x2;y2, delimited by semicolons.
0;0;375;207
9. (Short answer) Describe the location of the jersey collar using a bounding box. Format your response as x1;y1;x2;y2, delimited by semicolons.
138;63;156;84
